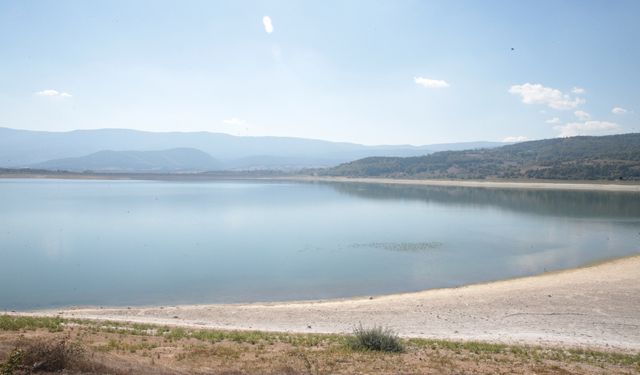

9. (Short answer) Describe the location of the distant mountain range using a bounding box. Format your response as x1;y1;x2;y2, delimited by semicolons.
322;133;640;180
0;127;507;172
33;148;221;172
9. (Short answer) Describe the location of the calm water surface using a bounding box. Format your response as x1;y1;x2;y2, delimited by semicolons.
1;179;639;310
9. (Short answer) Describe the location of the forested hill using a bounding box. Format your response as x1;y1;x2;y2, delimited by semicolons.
322;133;640;180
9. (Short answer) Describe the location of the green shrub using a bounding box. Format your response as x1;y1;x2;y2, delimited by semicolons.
0;348;23;375
21;339;85;372
348;325;404;352
0;315;63;332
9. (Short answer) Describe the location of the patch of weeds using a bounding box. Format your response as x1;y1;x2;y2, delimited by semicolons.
408;337;640;367
160;326;340;348
408;338;507;354
165;327;188;341
347;325;404;353
189;329;226;343
282;333;344;348
1;338;85;373
95;338;158;353
0;348;23;375
0;315;64;332
564;348;640;367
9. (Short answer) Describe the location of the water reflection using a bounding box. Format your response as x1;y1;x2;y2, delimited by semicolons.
321;181;640;218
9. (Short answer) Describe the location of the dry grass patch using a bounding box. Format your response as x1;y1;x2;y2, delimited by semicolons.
1;315;639;374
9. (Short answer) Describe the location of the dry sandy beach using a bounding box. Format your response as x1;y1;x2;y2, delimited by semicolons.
2;173;640;192
288;176;640;192
20;255;640;352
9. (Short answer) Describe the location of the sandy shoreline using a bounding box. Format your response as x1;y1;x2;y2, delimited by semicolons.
286;176;640;192
16;254;640;352
2;173;640;192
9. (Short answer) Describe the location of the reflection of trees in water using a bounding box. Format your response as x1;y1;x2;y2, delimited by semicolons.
320;182;640;219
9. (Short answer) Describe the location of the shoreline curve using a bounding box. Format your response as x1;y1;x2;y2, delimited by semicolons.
284;176;640;192
14;254;640;352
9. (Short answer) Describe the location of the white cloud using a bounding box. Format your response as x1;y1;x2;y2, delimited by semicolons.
223;117;246;126
502;136;528;142
574;110;590;120
571;87;585;94
262;16;274;34
612;107;628;115
554;121;621;137
545;117;561;124
36;89;60;96
36;89;72;98
508;83;584;110
414;76;449;88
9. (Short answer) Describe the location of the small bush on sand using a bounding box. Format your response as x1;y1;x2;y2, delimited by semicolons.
23;338;85;372
1;338;87;374
0;348;23;375
348;325;404;353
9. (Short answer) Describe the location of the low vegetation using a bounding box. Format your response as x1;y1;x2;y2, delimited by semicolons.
347;325;404;352
0;315;63;332
1;315;639;374
0;339;92;374
322;133;640;180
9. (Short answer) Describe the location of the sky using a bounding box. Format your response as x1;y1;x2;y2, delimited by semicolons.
0;0;638;145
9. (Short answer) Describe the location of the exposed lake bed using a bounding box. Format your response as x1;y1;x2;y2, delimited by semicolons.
23;254;640;351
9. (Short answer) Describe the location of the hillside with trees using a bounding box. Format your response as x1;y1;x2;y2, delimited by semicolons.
322;133;640;180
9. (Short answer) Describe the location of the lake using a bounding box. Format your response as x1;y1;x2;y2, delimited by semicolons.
1;178;639;310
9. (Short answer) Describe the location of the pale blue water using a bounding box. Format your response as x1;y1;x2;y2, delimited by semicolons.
1;179;639;310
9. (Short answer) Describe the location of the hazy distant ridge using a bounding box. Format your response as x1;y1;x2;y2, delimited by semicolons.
33;148;221;172
0;127;506;170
